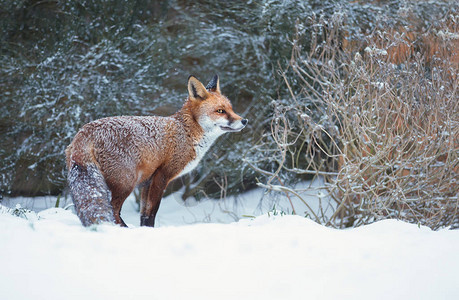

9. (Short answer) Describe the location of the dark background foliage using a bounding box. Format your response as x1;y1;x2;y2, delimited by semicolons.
0;0;455;198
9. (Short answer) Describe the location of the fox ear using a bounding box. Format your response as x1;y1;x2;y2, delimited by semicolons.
206;74;221;93
188;75;209;100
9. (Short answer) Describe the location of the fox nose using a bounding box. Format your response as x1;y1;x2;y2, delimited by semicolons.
241;119;248;126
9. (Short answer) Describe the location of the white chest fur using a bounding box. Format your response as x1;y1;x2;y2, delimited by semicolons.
177;126;224;178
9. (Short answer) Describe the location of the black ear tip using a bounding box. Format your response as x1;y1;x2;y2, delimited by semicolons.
206;74;220;91
209;74;219;84
188;75;197;81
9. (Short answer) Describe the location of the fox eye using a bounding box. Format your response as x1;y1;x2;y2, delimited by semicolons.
216;109;225;114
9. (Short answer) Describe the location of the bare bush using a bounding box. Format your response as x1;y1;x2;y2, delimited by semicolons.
247;12;458;229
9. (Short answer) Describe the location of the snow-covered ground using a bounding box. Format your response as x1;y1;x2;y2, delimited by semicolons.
1;188;458;300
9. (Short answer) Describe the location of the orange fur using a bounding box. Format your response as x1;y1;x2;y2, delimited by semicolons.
66;75;247;227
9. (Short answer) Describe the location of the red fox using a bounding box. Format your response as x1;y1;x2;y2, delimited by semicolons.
66;75;247;227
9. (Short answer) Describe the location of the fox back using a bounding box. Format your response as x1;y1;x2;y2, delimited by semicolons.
66;75;247;227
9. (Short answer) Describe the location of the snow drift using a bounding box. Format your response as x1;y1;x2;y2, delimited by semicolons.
1;199;458;300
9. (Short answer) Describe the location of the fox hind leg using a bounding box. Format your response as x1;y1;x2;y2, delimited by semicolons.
106;176;137;227
111;192;131;227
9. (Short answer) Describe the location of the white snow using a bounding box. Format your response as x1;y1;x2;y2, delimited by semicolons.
1;188;458;300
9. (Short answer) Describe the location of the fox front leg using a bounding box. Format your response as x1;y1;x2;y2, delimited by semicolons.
140;169;170;227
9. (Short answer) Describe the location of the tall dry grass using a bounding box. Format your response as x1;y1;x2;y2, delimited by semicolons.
247;12;458;229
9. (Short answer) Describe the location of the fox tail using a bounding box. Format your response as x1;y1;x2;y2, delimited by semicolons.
67;163;115;226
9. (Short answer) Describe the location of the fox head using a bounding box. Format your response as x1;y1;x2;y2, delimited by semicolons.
187;75;248;134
